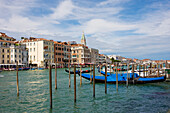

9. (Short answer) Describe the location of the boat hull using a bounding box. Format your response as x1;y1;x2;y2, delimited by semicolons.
80;73;166;84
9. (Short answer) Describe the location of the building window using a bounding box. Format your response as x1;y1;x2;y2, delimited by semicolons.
15;49;17;52
2;49;4;52
19;60;21;63
11;55;13;58
34;42;35;46
7;55;9;58
7;50;9;53
30;43;32;46
34;56;35;60
19;55;21;58
19;50;21;53
58;58;61;62
15;55;17;58
30;48;32;52
7;60;9;63
2;55;4;58
2;60;4;63
55;47;57;50
58;53;61;55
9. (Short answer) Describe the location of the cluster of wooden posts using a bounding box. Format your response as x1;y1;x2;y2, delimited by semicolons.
15;61;169;109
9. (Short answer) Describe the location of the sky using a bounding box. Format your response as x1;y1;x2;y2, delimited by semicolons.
0;0;170;60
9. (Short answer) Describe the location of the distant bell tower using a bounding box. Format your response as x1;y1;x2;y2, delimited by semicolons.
81;32;86;46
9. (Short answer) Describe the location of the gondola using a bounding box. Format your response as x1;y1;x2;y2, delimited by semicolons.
65;69;93;74
79;73;166;84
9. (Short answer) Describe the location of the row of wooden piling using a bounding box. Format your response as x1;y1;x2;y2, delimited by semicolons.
16;61;169;109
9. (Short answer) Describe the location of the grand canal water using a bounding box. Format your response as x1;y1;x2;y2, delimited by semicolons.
0;68;170;113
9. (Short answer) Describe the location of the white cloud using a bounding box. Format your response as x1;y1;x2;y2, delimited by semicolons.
0;0;170;59
97;0;130;6
134;10;170;36
83;19;135;34
0;15;40;32
49;0;75;19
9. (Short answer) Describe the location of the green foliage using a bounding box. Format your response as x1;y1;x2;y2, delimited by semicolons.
110;57;121;63
15;43;19;46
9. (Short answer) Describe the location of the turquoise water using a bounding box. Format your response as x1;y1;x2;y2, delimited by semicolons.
0;68;170;113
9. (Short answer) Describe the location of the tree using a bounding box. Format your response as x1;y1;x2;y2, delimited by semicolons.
110;57;114;64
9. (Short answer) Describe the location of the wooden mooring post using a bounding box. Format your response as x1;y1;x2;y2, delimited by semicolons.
126;63;129;88
100;65;101;76
143;64;145;77
16;61;19;96
49;64;52;109
80;65;82;86
165;60;168;68
74;65;76;103
93;64;95;98
139;64;141;76
105;64;107;94
55;63;57;89
90;64;92;83
150;63;152;76
116;62;118;91
110;64;111;75
69;62;71;88
145;64;147;76
132;64;134;84
157;63;159;77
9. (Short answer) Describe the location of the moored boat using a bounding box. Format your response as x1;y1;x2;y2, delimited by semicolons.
79;73;166;84
65;69;93;74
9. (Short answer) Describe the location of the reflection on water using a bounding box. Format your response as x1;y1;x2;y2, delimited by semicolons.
0;69;170;113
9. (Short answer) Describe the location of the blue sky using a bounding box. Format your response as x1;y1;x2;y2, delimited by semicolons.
0;0;170;60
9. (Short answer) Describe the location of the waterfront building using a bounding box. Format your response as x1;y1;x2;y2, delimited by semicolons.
63;42;71;67
142;59;152;64
71;44;90;64
54;41;64;67
0;32;16;41
108;55;123;61
133;58;142;64
20;37;54;67
89;48;99;64
99;54;111;64
68;41;77;45
0;40;13;64
126;58;133;63
0;34;28;67
54;41;71;67
10;43;24;65
121;57;128;63
99;54;105;64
